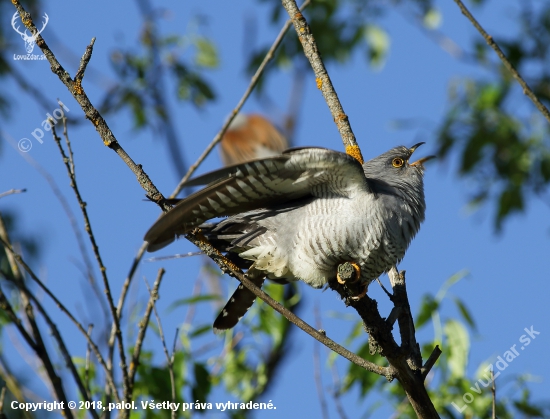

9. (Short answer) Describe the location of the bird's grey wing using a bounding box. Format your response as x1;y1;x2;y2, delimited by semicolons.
144;148;369;251
184;147;328;187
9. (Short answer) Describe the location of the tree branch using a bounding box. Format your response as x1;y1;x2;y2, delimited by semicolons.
186;231;391;378
452;0;550;125
0;235;120;403
0;189;26;200
49;117;130;399
330;267;440;418
0;215;75;419
280;0;364;164
128;268;165;395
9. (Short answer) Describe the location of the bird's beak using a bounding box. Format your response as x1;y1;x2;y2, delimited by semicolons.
408;142;436;167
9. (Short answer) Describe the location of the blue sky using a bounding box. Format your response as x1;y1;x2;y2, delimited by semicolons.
1;0;548;417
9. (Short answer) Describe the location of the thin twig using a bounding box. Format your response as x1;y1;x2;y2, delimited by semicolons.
48;119;130;398
143;275;177;419
10;282;100;419
0;354;32;419
0;286;37;353
171;0;312;197
452;0;550;124
0;236;120;403
376;278;393;300
85;324;94;397
6;127;109;321
0;189;26;199
74;38;95;83
51;116;109;320
421;346;442;379
0;218;75;419
128;269;165;394
107;242;147;395
329;361;349;419
170;328;179;416
280;0;364;164
60;102;77;177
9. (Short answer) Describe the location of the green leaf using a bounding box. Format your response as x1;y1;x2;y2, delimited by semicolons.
423;8;442;30
436;270;469;302
343;342;384;395
192;362;211;405
541;154;550;182
444;320;469;378
415;294;439;328
167;294;221;312
514;400;544;417
496;186;523;230
364;25;389;69
195;38;219;68
189;324;212;338
452;297;476;331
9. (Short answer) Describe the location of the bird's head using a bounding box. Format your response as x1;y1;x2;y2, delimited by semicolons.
362;142;435;203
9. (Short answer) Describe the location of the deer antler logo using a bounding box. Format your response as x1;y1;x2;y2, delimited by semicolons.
11;12;49;54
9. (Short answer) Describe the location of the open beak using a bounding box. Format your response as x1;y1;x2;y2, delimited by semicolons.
408;142;436;167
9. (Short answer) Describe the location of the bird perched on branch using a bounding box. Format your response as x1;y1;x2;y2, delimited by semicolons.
145;144;434;331
219;113;288;165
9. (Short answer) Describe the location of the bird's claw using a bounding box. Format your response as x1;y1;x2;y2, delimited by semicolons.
350;283;368;301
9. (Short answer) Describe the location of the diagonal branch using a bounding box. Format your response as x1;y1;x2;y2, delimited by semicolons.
0;189;27;200
280;0;364;164
7;280;101;419
0;214;74;419
128;268;165;393
186;231;391;378
48;117;129;397
452;0;550;125
0;236;120;403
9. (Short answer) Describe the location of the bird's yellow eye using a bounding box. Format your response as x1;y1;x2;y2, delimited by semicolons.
392;157;405;168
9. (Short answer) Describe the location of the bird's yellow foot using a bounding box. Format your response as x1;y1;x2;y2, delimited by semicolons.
336;261;367;300
337;261;361;284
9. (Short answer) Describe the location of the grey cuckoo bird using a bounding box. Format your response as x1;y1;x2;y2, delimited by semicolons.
144;144;434;331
